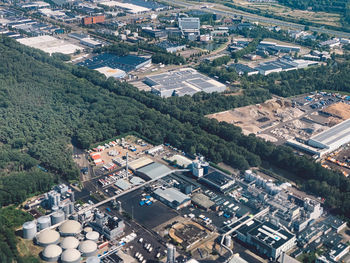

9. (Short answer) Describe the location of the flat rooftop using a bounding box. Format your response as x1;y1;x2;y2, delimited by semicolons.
144;68;226;97
137;162;172;180
99;1;150;13
248;221;295;249
17;35;83;55
153;187;190;204
78;53;150;72
309;118;350;147
200;170;233;187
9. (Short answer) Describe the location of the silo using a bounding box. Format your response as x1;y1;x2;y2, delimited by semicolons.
83;227;93;234
69;203;74;214
38;216;51;231
79;240;97;257
201;162;209;175
244;170;252;181
70;213;78;221
52;205;59;212
23;221;37;240
60;236;80;250
51;210;65;225
62;204;70;215
86;256;100;263
36;229;60;247
266;182;274;193
224;235;232;247
42;244;62;262
61;248;81;263
86;231;99;242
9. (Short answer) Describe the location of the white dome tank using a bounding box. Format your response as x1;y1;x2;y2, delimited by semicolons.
36;229;60;247
86;231;99;242
42;244;62;262
59;220;81;236
61;248;81;263
79;240;97;257
60;236;80;250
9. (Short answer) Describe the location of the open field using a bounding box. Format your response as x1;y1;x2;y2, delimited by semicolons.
229;0;342;27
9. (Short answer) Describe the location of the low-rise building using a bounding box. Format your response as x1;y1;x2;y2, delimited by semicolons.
153;187;191;210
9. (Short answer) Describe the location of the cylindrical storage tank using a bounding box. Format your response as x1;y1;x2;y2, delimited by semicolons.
84;227;93;234
70;213;78;221
69;203;74;214
266;182;274;192
79;240;97;257
224;235;232;247
51;210;65;225
23;221;37;240
86;231;99;242
202;162;209;175
86;256;100;263
61;248;81;263
38;216;51;231
42;244;62;262
60;236;80;250
59;220;81;237
36;229;60;247
63;204;70;215
52;205;59;212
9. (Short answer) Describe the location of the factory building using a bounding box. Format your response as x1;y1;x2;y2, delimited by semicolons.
236;220;296;260
89;211;125;240
153;187;191;210
136;162;172;180
199;170;235;192
156;40;186;53
78;53;151;73
95;66;126;79
308;119;350;156
82;15;105;25
178;17;200;35
79;38;103;48
144;68;226;98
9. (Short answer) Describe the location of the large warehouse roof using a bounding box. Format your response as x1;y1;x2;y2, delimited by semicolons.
144;68;226;98
153;187;190;205
137;162;172;180
129;157;154;171
309;118;350;148
17;35;83;55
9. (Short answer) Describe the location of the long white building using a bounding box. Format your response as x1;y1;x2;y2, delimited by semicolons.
308;118;350;156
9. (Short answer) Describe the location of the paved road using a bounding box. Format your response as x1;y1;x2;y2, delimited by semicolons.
162;0;350;38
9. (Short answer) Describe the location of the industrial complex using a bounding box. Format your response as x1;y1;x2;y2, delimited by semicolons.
144;68;227;97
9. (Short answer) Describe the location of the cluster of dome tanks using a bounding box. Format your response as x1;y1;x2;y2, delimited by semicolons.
22;217;100;263
244;170;282;195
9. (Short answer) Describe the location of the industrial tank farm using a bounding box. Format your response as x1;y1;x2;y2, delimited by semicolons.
42;244;62;262
36;229;60;247
61;248;81;263
59;220;82;236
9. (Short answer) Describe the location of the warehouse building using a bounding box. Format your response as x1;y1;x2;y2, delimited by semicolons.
95;66;126;79
156;40;186;53
136;162;172;180
178;17;200;34
236;220;296;260
144;68;226;98
199;170;235;192
153;187;191;210
307;119;350;156
78;53;151;72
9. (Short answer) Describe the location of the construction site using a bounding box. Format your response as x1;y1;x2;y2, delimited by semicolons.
206;93;350;146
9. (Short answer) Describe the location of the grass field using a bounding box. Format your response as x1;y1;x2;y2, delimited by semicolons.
225;0;342;27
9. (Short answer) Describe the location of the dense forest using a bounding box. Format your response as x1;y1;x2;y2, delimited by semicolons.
1;35;350;260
